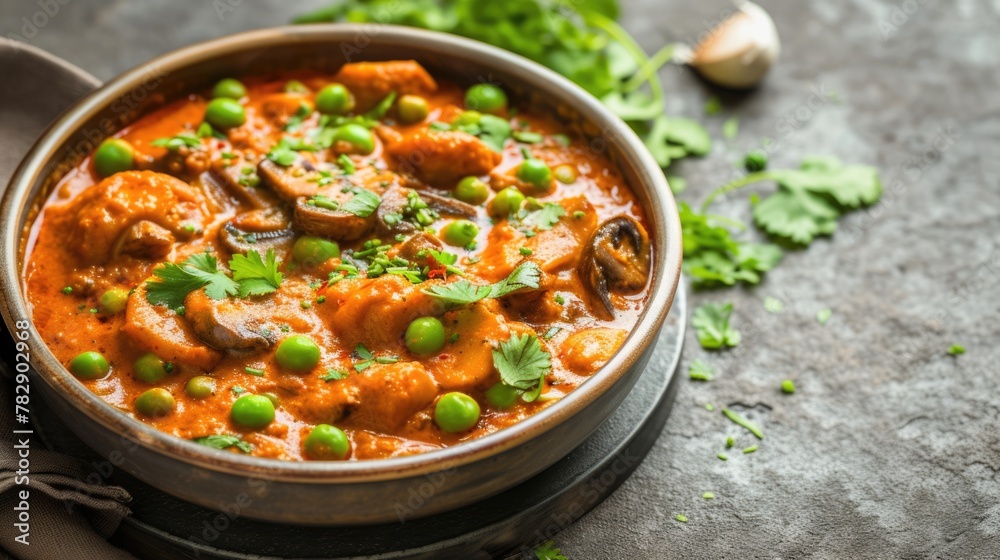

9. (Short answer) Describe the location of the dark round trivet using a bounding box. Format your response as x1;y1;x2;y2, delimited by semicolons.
28;287;685;560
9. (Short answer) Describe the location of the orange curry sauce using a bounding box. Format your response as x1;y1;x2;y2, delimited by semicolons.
24;61;651;460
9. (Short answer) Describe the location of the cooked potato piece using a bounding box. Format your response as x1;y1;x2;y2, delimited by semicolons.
384;129;501;187
331;60;437;111
122;284;223;371
560;328;628;375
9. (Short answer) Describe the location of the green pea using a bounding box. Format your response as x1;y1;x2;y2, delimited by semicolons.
231;394;275;429
316;83;355;115
212;78;247;100
93;139;134;178
204;98;246;129
396;94;429;123
434;392;481;433
465;84;508;114
405;317;446;356
517;159;552;187
454;176;490;205
331;123;375;154
292;236;340;266
452;110;481;127
440;220;480;248
98;287;130;315
489;187;526;218
284;80;310;94
304;424;350;460
553;164;578;184
486;383;519;409
133;352;172;383
275;335;321;371
135;388;175;417
185;375;215;399
69;351;110;380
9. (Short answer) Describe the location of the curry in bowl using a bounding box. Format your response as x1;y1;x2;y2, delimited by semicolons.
24;60;652;461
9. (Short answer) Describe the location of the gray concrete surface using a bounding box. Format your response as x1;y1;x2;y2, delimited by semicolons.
3;0;998;557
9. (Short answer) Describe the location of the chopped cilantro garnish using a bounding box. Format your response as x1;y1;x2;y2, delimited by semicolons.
722;116;739;140
512;130;544;143
947;344;965;356
763;296;784;314
230;249;283;297
680;203;781;288
519;247;533;256
717;453;728;461
193;434;252;454
702;492;716;499
337;153;356;175
422;261;540;305
691;302;741;349
266;136;317;166
675;513;688;523
722;408;764;440
521;202;566;230
542;326;561;340
244;367;265;377
150;133;201;151
145;253;239;312
493;333;551;402
726;436;734;448
533;540;567;560
340;188;381;217
781;379;796;394
743;444;759;454
687;359;714;381
816;307;832;324
321;369;348;382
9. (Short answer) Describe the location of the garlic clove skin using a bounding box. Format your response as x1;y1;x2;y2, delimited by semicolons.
690;2;780;89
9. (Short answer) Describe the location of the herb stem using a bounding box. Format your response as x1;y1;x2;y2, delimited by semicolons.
622;43;678;93
700;171;780;212
722;408;764;440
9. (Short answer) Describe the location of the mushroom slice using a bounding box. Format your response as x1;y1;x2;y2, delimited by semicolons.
184;289;275;352
376;185;479;235
203;167;280;209
394;232;443;262
257;159;325;202
112;220;175;260
581;216;651;317
293;197;376;241
219;208;295;255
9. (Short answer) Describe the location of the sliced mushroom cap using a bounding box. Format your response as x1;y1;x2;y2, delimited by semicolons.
293;197;376;241
581;216;651;318
112;220;175;260
258;159;323;202
376;185;479;235
395;232;444;262
184;289;275;352
218;208;295;254
202;167;280;210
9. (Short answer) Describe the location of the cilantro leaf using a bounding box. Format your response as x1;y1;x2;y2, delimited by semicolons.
691;302;741;349
340;188;381;217
229;249;283;297
193;434;252;453
493;333;551;401
534;540;568;560
423;261;541;304
365;91;397;120
266;136;317;166
150;133;201;151
688;359;714;381
521;203;566;231
146;253;239;311
752;187;840;245
321;369;348;381
679;203;782;288
658;116;711;156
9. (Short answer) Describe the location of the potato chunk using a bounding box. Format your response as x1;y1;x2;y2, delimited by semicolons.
560;328;628;375
122;284;222;371
331;60;437;112
384;130;501;187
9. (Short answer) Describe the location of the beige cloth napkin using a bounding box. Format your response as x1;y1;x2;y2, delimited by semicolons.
0;365;135;560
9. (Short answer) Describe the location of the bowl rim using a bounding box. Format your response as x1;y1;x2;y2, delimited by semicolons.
0;24;682;482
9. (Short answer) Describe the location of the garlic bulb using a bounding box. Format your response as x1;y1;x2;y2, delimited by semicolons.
689;2;780;89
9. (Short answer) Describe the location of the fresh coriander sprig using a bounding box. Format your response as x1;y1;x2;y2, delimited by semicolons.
422;261;541;305
493;333;552;403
